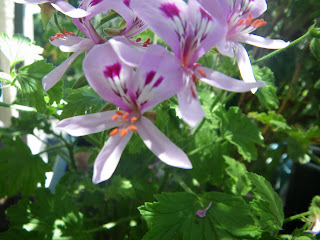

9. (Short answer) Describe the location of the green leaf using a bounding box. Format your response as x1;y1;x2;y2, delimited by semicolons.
215;106;264;161
249;111;290;131
224;156;252;196
248;173;284;232
0;33;43;68
16;60;54;113
61;86;107;119
253;66;279;110
40;2;55;28
47;78;63;104
139;192;261;240
0;137;50;198
2;187;92;240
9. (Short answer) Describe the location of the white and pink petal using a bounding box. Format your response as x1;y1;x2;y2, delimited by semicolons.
55;110;121;137
136;116;192;169
240;34;290;49
93;132;132;183
195;66;265;92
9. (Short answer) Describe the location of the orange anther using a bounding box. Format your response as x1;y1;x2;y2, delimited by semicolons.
128;125;138;131
120;128;128;137
116;110;123;115
197;68;206;77
251;19;267;28
192;73;197;83
109;128;119;136
112;115;120;121
238;18;245;25
130;116;138;123
63;28;66;35
122;112;129;121
136;37;141;42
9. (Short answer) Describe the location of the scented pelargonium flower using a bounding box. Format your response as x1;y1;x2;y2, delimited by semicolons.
130;0;265;127
14;0;88;18
56;37;192;183
42;0;148;91
200;0;290;90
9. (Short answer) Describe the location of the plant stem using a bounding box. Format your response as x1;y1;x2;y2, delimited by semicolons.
253;22;315;64
96;12;119;29
0;102;36;112
35;144;66;156
284;211;311;223
173;172;195;195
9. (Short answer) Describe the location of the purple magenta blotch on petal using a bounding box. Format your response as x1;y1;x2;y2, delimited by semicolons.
104;62;122;80
160;3;181;19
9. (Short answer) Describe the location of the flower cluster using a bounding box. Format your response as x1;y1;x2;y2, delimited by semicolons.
16;0;289;183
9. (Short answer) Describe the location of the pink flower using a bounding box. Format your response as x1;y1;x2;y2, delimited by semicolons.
42;0;148;91
14;0;88;18
130;0;265;127
56;37;192;183
200;0;290;92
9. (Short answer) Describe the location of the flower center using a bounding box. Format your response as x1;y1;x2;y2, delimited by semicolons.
49;28;75;41
109;110;138;137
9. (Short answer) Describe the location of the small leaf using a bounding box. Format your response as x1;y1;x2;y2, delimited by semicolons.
0;33;43;68
16;60;54;113
253;66;279;110
61;86;107;119
248;173;284;232
215;106;264;161
40;3;55;29
0;137;50;198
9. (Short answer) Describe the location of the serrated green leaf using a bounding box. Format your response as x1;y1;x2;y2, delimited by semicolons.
0;33;43;68
139;191;261;240
224;156;252;196
215;106;264;161
0;137;50;198
61;86;107;119
253;66;279;110
248;173;284;232
47;78;63;104
249;111;290;131
17;60;54;113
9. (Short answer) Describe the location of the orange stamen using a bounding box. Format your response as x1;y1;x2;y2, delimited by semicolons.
197;68;206;77
116;110;123;115
120;128;129;137
192;73;197;83
130;116;138;123
109;128;119;136
63;28;66;35
136;37;141;42
122;112;129;121
112;115;120;121
238;18;245;25
128;125;138;131
251;19;267;28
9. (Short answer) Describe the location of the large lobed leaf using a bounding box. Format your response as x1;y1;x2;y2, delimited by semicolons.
0;137;50;198
16;60;56;113
61;86;107;119
139;191;261;240
248;173;284;232
215;106;264;161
